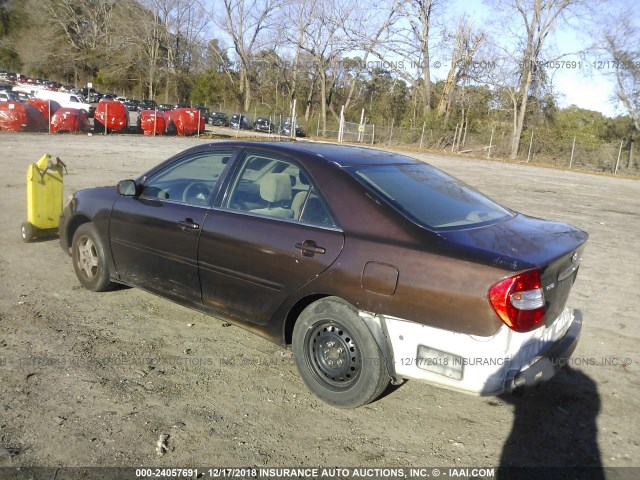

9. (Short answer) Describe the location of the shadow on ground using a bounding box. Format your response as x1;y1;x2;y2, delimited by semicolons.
498;366;603;479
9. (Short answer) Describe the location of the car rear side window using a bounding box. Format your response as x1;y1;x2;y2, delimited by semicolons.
224;153;338;228
351;164;513;230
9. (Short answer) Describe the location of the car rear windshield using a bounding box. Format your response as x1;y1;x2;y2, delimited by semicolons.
350;164;513;230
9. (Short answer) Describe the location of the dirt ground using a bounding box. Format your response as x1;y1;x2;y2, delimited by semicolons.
0;132;638;476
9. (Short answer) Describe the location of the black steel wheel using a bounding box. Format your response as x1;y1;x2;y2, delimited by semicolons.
293;297;390;408
306;322;361;389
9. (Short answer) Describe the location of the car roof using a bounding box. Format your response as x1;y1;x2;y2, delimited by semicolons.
207;141;421;167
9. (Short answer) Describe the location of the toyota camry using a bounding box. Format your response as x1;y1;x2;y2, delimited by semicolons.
59;142;588;408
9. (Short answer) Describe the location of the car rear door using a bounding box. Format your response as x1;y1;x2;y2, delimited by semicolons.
109;148;237;305
198;149;344;325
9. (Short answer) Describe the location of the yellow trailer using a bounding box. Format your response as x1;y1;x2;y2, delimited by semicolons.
22;154;66;242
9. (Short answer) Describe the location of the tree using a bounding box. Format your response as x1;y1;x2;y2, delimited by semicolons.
134;0;170;100
0;0;25;68
215;0;278;111
338;1;397;117
278;0;317;114
35;0;118;82
363;68;409;125
436;16;484;127
600;13;640;132
374;0;440;118
487;0;586;159
307;0;351;131
164;0;210;101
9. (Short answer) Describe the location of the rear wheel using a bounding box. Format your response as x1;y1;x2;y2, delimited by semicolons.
71;223;113;291
292;297;390;408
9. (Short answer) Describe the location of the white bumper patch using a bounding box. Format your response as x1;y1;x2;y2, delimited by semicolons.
380;307;575;395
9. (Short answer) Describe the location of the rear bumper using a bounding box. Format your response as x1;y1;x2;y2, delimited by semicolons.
510;309;582;390
382;307;582;396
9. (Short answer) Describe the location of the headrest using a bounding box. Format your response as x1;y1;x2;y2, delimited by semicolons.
260;173;292;203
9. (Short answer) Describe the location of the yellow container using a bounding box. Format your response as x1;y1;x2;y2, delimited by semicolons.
22;154;66;242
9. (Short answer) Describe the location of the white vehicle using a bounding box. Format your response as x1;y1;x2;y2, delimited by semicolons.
0;90;20;102
12;84;39;95
35;90;95;116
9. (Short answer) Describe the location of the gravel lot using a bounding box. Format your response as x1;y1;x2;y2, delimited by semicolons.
0;132;638;476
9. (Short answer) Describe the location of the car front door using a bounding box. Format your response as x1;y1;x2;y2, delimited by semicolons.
198;149;344;325
109;148;236;305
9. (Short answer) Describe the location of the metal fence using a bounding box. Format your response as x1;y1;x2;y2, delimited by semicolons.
201;105;638;176
308;112;639;176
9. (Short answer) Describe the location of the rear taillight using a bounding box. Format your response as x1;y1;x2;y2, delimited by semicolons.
489;269;546;332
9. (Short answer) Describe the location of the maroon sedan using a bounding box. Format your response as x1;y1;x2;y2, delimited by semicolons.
59;142;587;408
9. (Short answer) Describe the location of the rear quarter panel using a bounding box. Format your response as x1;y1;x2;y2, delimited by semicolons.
266;158;509;339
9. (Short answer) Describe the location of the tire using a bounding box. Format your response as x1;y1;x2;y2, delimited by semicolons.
94;118;106;133
165;119;177;135
71;223;113;292
292;297;390;408
21;222;35;243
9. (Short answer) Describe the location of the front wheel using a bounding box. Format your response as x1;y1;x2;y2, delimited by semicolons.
21;222;36;243
292;297;390;408
71;223;113;292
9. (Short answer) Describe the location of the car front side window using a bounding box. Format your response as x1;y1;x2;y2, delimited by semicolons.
139;151;233;206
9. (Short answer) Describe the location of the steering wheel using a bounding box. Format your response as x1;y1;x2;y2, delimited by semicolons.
182;182;212;205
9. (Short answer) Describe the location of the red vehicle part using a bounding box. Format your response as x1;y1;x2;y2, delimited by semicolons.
138;110;166;136
27;98;61;121
0;102;48;132
94;100;128;132
50;108;90;134
165;108;205;136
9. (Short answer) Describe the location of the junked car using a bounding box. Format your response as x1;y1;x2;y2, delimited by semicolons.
0;90;20;103
50;108;90;134
164;108;206;136
280;119;304;137
229;113;252;130
255;117;276;133
93;99;128;132
34;90;94;117
208;111;229;127
59;142;587;408
0;102;48;132
27;98;61;120
138;110;166;136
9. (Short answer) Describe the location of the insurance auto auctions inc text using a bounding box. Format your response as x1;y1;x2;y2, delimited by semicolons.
253;467;495;478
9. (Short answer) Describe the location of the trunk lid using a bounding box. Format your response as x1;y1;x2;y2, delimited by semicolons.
439;213;588;323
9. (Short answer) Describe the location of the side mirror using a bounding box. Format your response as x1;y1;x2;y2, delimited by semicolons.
117;179;137;196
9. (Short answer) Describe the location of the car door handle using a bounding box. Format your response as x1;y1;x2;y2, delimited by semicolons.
295;240;326;256
178;219;200;231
